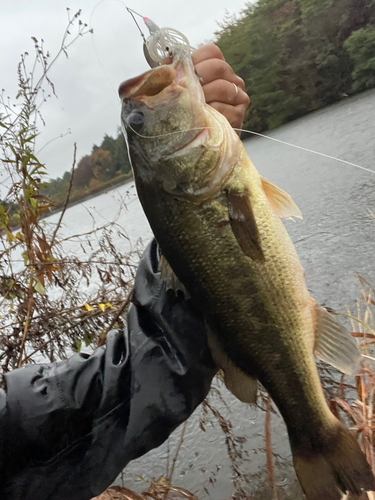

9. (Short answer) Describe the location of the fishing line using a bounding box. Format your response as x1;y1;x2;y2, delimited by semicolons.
125;7;147;44
90;3;193;97
125;122;375;175
233;128;375;176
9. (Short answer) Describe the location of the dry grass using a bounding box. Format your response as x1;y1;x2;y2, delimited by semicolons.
92;481;199;500
337;277;375;467
335;275;375;500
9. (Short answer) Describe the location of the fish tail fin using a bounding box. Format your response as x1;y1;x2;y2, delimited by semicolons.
292;422;375;500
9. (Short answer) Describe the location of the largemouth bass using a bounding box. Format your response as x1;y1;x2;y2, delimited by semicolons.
119;52;375;499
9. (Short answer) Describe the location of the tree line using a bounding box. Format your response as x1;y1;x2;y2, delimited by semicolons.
41;0;375;205
215;0;375;132
42;130;132;206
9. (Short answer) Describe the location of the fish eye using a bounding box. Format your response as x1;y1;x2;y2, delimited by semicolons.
127;111;144;132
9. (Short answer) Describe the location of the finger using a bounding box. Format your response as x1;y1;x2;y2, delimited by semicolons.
203;79;250;107
194;58;245;90
192;45;225;65
208;101;248;131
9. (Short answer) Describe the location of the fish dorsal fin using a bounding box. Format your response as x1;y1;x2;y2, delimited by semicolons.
158;255;190;299
261;177;302;220
227;189;265;261
314;302;361;375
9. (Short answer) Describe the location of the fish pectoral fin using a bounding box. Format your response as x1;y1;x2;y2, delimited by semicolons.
158;255;191;299
261;177;302;220
314;302;361;375
227;189;265;261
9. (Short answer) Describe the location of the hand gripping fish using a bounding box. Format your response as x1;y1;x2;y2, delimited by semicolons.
119;43;375;499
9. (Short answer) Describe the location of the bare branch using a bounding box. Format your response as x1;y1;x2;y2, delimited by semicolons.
50;143;76;246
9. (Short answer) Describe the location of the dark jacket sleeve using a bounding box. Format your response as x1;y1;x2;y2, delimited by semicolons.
0;239;217;500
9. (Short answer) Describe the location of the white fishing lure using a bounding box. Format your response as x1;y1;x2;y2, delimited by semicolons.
126;7;193;65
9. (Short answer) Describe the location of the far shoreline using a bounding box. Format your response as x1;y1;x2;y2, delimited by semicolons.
45;173;135;217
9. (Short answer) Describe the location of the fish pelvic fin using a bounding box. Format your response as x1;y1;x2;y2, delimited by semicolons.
292;422;375;500
226;188;265;261
207;330;258;403
158;255;191;299
224;366;258;404
313;302;361;375
260;176;302;220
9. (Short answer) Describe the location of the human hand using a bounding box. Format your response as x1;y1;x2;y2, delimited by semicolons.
192;45;250;135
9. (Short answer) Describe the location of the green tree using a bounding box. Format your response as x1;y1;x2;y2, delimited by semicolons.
97;131;131;175
216;0;375;133
344;26;375;92
114;133;131;174
99;134;116;157
62;170;71;183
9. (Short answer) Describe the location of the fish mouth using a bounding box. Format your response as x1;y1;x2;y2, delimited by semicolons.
119;61;208;154
118;65;178;100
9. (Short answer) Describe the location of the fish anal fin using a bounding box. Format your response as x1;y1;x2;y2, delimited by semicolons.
158;255;190;299
208;330;258;403
227;189;265;261
261;177;302;220
313;302;361;375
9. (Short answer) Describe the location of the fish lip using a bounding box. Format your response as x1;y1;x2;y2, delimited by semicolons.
118;59;190;102
118;65;177;100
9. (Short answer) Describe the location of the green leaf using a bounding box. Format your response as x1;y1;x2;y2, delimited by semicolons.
28;153;44;166
22;251;29;265
76;338;82;353
0;205;9;228
84;332;93;347
24;133;38;143
34;278;45;295
29;165;43;176
25;186;34;201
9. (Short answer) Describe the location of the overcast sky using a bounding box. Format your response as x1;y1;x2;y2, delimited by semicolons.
1;0;249;180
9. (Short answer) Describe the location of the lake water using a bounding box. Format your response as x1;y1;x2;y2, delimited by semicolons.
45;89;375;499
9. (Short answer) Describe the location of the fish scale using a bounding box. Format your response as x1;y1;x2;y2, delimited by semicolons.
137;156;327;435
120;52;374;500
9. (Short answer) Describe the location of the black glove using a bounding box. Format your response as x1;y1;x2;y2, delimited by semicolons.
0;239;217;500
